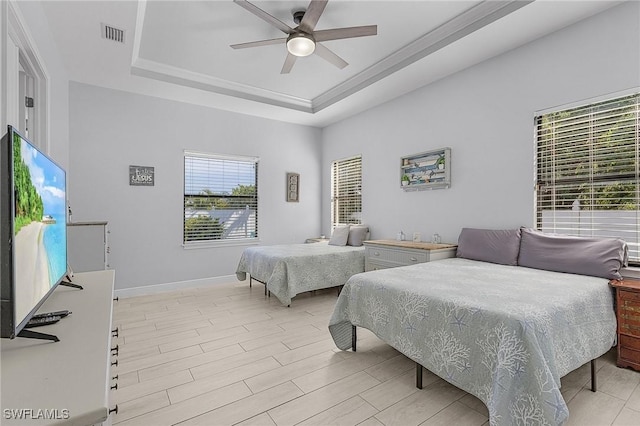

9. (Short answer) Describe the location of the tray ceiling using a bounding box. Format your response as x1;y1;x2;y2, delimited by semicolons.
39;1;622;127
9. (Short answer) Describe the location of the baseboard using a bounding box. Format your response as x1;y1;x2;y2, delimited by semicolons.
114;274;239;298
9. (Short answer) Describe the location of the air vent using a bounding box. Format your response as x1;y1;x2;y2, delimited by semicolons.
101;23;125;43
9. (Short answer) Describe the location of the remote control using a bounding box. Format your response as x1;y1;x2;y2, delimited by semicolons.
24;315;62;328
31;310;71;319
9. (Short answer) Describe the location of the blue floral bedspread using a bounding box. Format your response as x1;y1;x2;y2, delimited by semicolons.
328;258;616;426
236;242;365;306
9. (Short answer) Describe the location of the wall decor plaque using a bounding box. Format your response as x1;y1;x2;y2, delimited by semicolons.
129;165;155;186
286;172;299;202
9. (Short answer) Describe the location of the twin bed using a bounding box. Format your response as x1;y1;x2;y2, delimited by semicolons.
236;227;628;426
235;241;365;306
236;224;368;306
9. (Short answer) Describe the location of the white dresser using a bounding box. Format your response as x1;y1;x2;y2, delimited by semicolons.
67;221;109;272
364;239;457;271
1;270;118;425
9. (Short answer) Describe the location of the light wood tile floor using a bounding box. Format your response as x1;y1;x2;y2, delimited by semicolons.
111;281;640;426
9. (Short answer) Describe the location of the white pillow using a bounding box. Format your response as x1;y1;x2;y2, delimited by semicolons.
347;225;369;246
328;225;350;246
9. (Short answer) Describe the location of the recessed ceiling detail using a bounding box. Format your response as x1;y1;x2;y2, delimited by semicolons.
229;0;378;75
131;0;532;114
39;0;625;127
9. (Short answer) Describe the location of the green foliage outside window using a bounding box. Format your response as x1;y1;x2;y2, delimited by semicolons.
184;216;224;241
537;94;638;211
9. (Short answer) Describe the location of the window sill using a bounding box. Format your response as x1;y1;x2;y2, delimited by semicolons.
622;266;640;280
183;239;260;250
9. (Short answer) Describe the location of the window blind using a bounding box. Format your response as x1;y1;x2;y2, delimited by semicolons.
183;152;258;244
331;155;362;228
535;93;639;263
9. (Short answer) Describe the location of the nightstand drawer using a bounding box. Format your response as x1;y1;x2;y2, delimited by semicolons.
620;289;640;302
620;346;640;365
620;334;640;351
363;240;457;273
366;246;427;265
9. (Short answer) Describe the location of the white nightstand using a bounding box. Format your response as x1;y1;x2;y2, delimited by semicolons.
363;239;457;271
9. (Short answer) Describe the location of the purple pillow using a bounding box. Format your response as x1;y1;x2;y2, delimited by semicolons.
518;228;628;279
456;228;522;265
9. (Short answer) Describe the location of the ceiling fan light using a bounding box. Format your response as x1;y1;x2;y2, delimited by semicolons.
287;33;315;57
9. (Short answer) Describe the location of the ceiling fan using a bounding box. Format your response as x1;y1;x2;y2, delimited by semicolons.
230;0;377;74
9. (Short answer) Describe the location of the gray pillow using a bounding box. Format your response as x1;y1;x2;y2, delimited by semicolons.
518;228;629;280
328;225;350;246
347;225;369;246
456;228;521;265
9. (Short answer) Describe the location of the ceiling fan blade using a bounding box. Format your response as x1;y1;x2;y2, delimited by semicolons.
231;38;286;49
233;0;292;34
281;53;298;74
314;25;377;42
299;0;328;33
314;43;348;69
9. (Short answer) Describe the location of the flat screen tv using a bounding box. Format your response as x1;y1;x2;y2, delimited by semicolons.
1;125;68;341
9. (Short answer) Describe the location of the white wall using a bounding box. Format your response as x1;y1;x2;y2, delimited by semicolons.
69;83;322;290
321;2;640;245
4;0;70;168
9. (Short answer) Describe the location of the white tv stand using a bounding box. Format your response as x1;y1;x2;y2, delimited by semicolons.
0;270;116;425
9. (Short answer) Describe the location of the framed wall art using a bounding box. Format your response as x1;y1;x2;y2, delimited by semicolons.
286;172;299;202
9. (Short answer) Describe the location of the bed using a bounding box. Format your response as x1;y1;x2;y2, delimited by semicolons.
236;241;365;306
328;228;628;426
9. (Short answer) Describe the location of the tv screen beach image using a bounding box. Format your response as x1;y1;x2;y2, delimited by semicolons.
12;133;66;324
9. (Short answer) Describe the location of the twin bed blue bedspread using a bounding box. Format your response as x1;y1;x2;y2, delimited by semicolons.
236;242;365;306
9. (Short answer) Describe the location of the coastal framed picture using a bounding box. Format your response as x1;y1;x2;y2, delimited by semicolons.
286;172;299;202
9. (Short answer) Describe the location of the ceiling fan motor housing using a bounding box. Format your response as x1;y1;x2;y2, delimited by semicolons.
293;10;306;25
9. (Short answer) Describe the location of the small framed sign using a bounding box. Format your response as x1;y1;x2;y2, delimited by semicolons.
286;172;299;202
129;165;155;186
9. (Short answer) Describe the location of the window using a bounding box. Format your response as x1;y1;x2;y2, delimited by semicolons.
535;93;639;263
331;155;362;228
183;151;258;245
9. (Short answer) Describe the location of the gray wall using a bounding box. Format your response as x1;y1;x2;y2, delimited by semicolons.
321;2;640;245
69;83;322;290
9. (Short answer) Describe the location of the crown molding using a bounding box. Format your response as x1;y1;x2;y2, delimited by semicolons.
131;0;532;115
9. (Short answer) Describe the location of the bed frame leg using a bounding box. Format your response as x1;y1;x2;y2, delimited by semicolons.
351;325;357;352
249;276;252;288
416;363;423;389
591;359;597;392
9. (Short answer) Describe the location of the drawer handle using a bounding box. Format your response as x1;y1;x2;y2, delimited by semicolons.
112;327;119;338
111;345;119;355
410;257;417;262
111;359;118;367
109;405;118;415
373;251;380;256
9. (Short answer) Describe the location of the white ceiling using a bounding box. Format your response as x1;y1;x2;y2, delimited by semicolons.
39;0;622;127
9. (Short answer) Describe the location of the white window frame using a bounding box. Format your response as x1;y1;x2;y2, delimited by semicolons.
534;91;640;264
331;155;362;229
183;150;259;248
